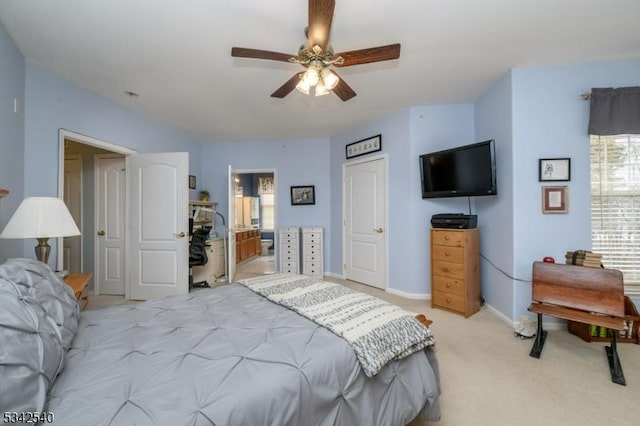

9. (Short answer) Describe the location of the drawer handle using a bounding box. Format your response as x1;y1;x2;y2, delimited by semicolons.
444;235;450;240
446;298;452;304
443;267;450;272
445;282;451;288
445;251;450;256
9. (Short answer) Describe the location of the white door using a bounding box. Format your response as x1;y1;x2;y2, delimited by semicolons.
63;155;82;273
95;155;126;295
227;165;237;283
127;153;189;300
344;157;387;289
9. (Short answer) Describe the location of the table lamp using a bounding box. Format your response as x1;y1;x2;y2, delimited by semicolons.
0;196;81;264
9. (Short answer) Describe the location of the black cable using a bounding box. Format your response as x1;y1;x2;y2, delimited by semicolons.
480;253;531;283
468;196;472;215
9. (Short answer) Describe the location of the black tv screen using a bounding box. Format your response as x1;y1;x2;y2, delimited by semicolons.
420;140;497;198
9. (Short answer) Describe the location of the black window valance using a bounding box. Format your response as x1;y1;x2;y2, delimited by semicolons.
588;86;640;135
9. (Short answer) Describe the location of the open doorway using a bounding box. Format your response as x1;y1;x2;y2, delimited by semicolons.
232;170;277;278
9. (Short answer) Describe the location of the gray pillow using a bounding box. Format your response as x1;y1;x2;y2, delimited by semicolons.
0;278;64;412
0;258;79;349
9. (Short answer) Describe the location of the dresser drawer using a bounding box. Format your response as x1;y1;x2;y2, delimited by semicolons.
432;260;466;279
432;292;465;312
303;234;321;244
281;261;298;272
432;275;465;296
303;244;321;254
431;230;465;247
303;261;322;275
280;251;298;261
280;242;298;251
304;253;321;262
431;245;464;263
279;232;299;240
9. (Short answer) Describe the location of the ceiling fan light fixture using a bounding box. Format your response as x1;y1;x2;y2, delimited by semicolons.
314;81;330;96
321;69;339;90
296;79;311;95
302;67;320;86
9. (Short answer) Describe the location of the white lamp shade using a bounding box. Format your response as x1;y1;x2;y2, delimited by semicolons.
0;197;81;239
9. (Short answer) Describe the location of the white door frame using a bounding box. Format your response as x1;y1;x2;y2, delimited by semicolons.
56;129;136;273
341;153;389;289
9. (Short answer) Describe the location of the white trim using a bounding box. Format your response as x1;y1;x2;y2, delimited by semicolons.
486;304;566;331
341;153;389;291
56;129;136;272
385;287;430;300
323;271;345;280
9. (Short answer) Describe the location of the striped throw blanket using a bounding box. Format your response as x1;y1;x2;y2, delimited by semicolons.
238;274;435;377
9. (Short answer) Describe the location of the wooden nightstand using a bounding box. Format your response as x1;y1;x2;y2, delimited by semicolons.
63;272;92;311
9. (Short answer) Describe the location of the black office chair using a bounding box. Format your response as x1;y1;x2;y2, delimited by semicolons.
189;228;210;289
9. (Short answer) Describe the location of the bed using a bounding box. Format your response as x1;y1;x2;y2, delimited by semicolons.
0;258;440;425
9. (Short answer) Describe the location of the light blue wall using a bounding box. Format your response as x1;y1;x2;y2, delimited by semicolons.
474;71;515;319
510;59;640;318
0;23;25;261
201;138;332;261
16;62;206;267
408;105;476;296
329;105;475;296
330;109;411;291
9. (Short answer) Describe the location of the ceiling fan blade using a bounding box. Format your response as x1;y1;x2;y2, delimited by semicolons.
333;43;401;67
231;47;297;63
331;73;356;102
308;0;335;51
271;73;303;98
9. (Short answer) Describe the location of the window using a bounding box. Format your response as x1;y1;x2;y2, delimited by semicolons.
591;134;640;292
260;193;274;231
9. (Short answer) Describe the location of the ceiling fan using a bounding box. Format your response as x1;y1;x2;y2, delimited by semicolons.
231;0;401;101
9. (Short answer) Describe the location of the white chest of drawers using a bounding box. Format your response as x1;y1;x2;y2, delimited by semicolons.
277;227;300;274
301;227;323;278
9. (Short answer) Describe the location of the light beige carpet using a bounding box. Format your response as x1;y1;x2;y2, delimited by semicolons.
90;258;640;426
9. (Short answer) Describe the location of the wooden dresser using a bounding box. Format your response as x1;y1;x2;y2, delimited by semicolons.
430;228;480;317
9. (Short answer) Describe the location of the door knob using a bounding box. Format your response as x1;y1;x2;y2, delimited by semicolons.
176;232;186;238
374;227;384;233
97;230;105;236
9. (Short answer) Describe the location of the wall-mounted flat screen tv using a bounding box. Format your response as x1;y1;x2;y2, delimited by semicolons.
419;140;497;199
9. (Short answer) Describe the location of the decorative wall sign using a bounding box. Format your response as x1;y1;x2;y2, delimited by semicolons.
539;158;570;181
346;134;382;159
542;185;568;214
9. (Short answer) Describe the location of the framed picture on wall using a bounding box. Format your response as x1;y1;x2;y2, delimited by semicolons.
188;175;197;189
346;134;382;159
539;158;570;181
542;185;568;214
291;185;315;205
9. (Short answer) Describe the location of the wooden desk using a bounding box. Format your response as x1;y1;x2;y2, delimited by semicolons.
64;272;92;311
527;261;626;385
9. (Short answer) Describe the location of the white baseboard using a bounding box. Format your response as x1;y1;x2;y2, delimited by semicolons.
485;303;566;331
385;287;430;300
323;271;344;280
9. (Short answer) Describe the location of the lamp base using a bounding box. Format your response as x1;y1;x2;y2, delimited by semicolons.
35;237;51;264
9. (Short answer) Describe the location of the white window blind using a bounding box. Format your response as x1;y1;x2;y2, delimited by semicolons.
591;134;640;291
260;193;274;231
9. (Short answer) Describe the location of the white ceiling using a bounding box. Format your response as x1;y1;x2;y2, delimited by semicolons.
1;0;639;143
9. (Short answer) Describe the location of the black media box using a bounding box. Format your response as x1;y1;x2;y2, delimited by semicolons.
431;213;478;229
